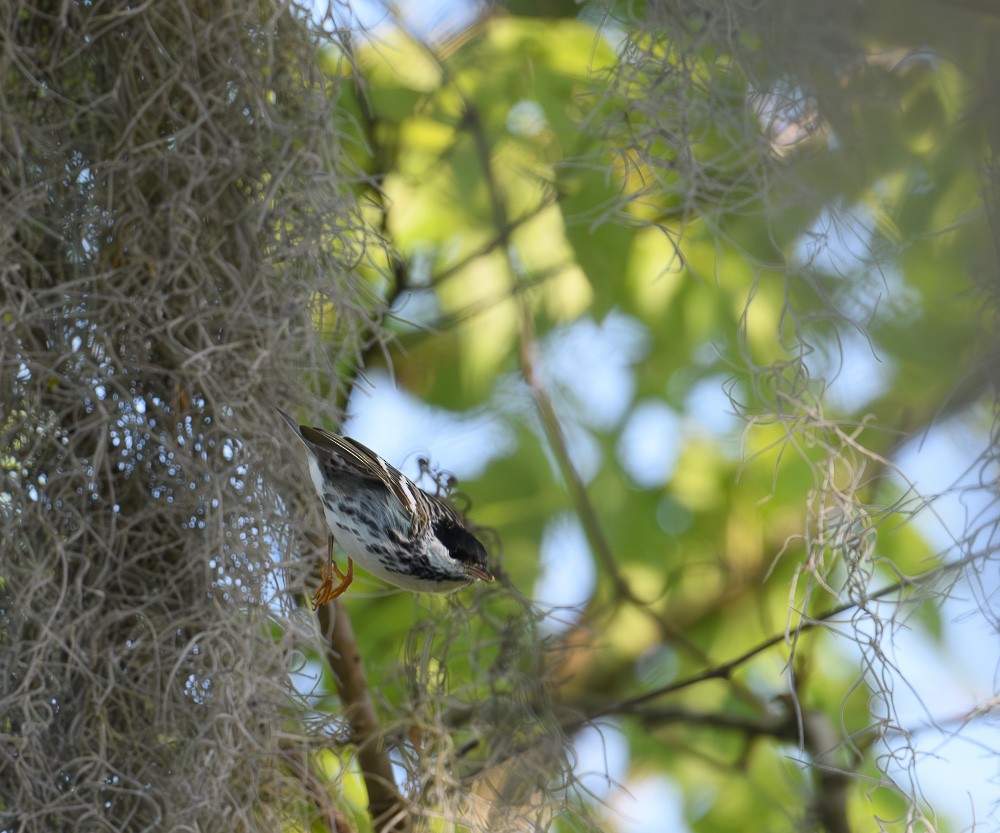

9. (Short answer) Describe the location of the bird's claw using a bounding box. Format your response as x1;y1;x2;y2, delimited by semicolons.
311;559;353;608
311;536;354;608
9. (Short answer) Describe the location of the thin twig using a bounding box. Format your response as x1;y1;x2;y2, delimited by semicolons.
576;548;980;727
428;198;558;287
460;551;980;785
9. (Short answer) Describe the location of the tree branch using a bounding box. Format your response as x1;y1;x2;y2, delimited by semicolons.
576;548;984;727
317;597;409;833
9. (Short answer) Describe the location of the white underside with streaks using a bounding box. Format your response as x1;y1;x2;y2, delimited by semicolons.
305;455;469;593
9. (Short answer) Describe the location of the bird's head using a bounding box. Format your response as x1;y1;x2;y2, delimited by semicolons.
432;517;494;583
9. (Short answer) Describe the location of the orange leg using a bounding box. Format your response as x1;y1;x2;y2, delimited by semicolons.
311;535;354;609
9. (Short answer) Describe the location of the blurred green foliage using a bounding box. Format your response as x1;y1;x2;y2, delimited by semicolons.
302;3;1000;831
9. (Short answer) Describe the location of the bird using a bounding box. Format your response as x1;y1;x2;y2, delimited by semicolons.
276;408;493;606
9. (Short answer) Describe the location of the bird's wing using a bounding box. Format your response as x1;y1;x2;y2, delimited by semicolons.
277;409;468;538
301;424;428;535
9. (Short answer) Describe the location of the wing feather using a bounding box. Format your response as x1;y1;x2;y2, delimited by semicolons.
296;421;426;534
278;409;473;539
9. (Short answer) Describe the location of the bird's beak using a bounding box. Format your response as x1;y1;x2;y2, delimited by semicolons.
465;564;495;583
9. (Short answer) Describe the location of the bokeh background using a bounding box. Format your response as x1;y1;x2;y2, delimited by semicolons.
3;1;999;832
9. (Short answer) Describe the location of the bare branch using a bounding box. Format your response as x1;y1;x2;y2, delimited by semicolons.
318;598;409;833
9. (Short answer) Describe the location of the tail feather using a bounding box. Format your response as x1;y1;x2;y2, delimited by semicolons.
275;408;310;451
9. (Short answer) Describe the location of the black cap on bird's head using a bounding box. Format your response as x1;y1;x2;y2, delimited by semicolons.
432;516;494;583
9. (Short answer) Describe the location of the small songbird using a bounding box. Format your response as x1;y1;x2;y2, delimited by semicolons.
276;408;493;606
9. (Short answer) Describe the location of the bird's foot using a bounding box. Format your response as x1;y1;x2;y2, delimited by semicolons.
311;540;354;608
